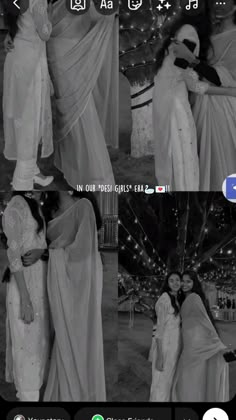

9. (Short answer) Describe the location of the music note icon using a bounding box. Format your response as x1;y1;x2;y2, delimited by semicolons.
185;0;198;10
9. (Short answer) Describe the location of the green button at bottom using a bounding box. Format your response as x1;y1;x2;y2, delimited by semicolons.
92;415;105;420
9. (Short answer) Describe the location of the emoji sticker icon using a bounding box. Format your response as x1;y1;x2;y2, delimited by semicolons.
128;0;143;11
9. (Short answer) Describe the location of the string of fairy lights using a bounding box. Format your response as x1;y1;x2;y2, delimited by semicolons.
119;0;180;74
119;195;236;300
119;201;167;275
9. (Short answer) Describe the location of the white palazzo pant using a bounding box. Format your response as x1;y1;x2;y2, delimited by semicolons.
3;48;50;190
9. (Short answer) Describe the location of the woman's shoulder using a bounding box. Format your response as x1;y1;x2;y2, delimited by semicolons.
177;24;198;39
186;292;202;305
158;292;171;305
73;197;93;213
3;196;29;229
179;24;198;33
4;195;28;214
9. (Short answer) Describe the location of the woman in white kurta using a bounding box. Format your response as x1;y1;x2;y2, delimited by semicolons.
153;9;236;191
150;272;182;402
172;271;229;402
41;191;106;401
2;193;50;401
3;0;53;189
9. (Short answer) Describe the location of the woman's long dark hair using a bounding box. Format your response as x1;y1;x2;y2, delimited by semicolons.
41;191;102;231
2;0;21;39
12;192;44;234
159;271;183;316
182;270;218;331
155;2;213;73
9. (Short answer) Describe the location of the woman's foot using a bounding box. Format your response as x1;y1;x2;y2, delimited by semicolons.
33;173;54;187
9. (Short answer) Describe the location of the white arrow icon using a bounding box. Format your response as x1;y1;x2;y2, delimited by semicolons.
13;0;20;10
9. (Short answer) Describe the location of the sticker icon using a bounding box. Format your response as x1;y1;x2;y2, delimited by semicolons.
128;0;143;11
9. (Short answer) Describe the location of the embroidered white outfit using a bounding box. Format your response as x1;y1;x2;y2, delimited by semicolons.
153;24;209;191
2;196;50;401
150;293;181;401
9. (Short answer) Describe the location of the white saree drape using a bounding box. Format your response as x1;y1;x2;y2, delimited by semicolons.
47;0;118;188
172;293;229;402
43;198;106;401
192;28;236;190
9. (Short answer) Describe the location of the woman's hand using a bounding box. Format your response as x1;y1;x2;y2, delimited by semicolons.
206;86;236;97
20;295;34;324
4;33;14;54
22;249;45;267
155;351;164;371
171;40;196;64
155;338;164;371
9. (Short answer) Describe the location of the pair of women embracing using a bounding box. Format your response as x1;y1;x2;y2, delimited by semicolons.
2;190;105;401
153;0;236;191
150;271;229;402
2;0;117;189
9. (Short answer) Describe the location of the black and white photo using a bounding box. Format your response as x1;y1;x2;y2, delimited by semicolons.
119;0;236;190
0;0;118;190
118;192;236;401
0;191;118;401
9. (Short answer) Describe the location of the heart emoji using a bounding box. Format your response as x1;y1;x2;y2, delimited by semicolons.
158;187;163;191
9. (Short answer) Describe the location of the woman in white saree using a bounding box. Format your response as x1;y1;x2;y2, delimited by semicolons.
2;192;50;401
2;0;54;189
47;0;118;188
172;271;229;402
192;0;236;190
171;0;236;190
41;191;106;401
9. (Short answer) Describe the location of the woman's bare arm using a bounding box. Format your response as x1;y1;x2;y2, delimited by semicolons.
205;86;236;97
